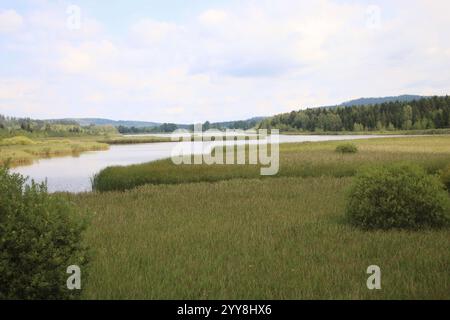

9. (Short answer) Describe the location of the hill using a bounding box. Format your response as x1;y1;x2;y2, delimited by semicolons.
51;117;267;131
338;95;425;107
51;118;161;128
208;117;266;130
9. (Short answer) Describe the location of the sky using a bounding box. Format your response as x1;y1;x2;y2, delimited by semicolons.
0;0;449;123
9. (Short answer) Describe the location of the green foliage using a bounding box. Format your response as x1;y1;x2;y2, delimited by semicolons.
346;163;450;230
335;143;358;154
441;164;450;191
259;96;450;132
0;167;90;299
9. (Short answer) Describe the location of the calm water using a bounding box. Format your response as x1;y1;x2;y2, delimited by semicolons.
11;134;389;193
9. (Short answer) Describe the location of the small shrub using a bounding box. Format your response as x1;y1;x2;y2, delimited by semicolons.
0;167;90;299
346;163;450;230
440;164;450;191
335;143;358;154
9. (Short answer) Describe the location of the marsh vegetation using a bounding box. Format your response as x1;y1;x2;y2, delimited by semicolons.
2;133;450;299
69;136;450;299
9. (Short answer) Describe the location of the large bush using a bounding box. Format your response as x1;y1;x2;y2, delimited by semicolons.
346;163;450;230
335;143;358;154
0;167;89;299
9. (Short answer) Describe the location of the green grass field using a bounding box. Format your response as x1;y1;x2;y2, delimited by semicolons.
66;135;450;299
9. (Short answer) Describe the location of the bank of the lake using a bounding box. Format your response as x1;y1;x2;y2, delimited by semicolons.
0;136;110;167
0;135;175;168
92;135;450;192
10;134;391;192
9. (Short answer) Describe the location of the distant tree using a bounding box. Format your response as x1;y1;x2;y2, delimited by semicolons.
203;121;210;130
402;105;413;130
376;121;384;131
387;122;396;131
354;122;364;132
293;113;309;130
412;121;423;130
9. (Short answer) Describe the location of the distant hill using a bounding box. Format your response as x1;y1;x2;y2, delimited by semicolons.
49;117;267;130
46;95;428;131
338;95;425;107
51;118;162;128
210;117;266;130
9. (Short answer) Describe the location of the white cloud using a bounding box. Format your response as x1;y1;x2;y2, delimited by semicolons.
165;106;185;115
130;19;181;44
57;40;119;74
198;9;228;26
0;9;23;33
85;92;105;103
0;79;39;100
1;0;450;122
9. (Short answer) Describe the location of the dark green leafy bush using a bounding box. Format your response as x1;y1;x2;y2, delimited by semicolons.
335;143;358;154
440;164;450;191
0;167;89;299
346;163;450;230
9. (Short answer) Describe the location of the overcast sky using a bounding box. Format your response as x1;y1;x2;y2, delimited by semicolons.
0;0;449;123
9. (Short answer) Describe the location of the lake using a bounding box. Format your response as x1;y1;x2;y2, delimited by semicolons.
11;134;391;193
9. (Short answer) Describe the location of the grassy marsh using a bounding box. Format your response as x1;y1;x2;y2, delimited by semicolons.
0;136;109;167
98;136;172;144
73;176;450;299
5;134;449;299
0;134;173;167
67;135;450;299
92;136;450;191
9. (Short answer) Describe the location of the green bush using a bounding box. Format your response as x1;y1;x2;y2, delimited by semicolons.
441;164;450;191
0;167;90;299
346;163;450;230
335;143;358;154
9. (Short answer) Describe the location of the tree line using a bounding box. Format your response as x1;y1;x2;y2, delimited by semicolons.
117;118;262;134
0;115;117;137
258;96;450;132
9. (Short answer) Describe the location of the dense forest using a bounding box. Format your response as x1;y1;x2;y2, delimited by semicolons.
258;96;450;132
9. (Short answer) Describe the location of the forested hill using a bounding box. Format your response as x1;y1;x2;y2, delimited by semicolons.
339;95;425;107
258;96;450;132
